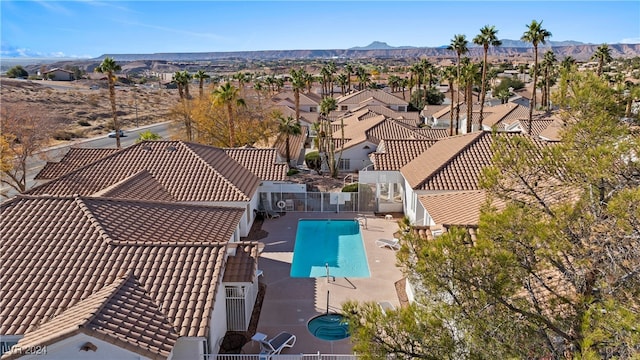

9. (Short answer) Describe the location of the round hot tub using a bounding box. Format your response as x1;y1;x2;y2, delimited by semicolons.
307;313;350;341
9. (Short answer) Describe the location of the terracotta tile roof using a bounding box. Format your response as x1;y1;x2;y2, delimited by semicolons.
223;242;260;283
350;104;421;127
336;89;409;106
223;147;289;181
269;104;319;124
27;141;260;202
432;103;469;120
413;128;450;139
401;132;548;191
372;139;437;171
100;170;175;201
418;190;505;226
537;117;565;142
35;148;119;180
4;274;179;360
271;91;320;107
481;103;525;128
0;195;248;340
421;104;449;118
333;116;429;150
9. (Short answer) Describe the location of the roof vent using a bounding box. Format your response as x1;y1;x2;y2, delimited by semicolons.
142;145;152;152
166;146;177;152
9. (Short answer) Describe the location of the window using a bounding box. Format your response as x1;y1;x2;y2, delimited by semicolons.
341;105;348;111
398;106;406;111
339;158;350;170
309;106;317;112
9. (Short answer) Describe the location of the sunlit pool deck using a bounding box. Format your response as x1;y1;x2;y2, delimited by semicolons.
244;212;403;355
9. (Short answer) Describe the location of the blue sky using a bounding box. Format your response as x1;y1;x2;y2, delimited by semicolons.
1;1;639;58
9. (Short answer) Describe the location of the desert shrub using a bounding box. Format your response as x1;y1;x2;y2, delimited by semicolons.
77;120;91;126
342;183;359;192
305;151;321;170
6;66;28;78
52;130;75;141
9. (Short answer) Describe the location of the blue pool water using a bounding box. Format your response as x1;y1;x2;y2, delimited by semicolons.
307;313;350;341
290;219;370;278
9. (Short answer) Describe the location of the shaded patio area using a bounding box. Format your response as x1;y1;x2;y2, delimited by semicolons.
242;212;403;355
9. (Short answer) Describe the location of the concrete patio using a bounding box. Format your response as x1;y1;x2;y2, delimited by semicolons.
243;212;403;355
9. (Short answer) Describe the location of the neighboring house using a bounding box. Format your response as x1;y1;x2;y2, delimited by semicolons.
0;195;260;359
271;91;322;114
28;141;287;238
330;114;430;172
335;89;409;112
399;131;549;226
42;68;74;81
348;104;422;127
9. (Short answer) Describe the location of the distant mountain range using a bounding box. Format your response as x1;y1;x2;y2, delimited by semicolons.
90;40;640;63
350;39;593;50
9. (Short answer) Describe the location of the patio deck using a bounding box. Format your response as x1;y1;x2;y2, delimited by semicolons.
242;212;403;355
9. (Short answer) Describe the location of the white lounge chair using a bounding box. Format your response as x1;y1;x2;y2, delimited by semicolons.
376;238;400;251
259;331;296;356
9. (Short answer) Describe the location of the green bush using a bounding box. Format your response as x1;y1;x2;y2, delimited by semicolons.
342;183;359;192
305;151;321;170
6;65;28;78
287;168;299;176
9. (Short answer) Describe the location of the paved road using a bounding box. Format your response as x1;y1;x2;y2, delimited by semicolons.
1;122;173;200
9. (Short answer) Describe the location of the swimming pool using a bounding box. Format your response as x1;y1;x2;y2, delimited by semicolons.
290;219;370;278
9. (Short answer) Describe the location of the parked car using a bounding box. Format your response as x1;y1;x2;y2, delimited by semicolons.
108;130;126;138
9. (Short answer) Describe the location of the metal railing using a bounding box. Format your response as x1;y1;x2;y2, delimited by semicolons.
210;354;357;360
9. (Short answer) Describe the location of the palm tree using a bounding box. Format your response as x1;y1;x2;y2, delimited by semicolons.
172;71;185;99
212;82;245;147
253;80;265;108
232;72;248;91
327;61;337;96
460;59;479;133
473;25;502;128
448;34;469;132
541;50;557;111
411;62;423;102
521;20;552;126
356;67;370;91
561;56;576;71
320;65;331;97
344;63;354;92
319;97;338;175
181;71;192;99
193;70;210;98
289;67;307;121
95;57;123;148
443;66;457;136
277;115;301;167
592;44;612;76
336;73;348;95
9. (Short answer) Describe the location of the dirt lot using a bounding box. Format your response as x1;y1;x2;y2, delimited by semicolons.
0;78;179;140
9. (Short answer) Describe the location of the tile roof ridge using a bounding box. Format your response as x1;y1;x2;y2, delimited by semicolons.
181;142;252;201
74;196;120;245
414;131;486;189
81;273;132;327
